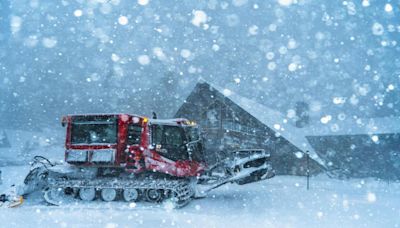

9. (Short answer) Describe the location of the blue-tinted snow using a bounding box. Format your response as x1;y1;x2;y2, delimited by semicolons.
1;165;399;228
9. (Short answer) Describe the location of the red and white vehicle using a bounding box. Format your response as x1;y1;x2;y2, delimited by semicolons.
3;114;274;208
62;114;207;177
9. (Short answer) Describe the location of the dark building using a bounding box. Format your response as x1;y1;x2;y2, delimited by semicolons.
304;118;400;180
175;81;324;175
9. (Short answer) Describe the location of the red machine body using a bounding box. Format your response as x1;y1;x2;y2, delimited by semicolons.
3;114;274;207
62;114;206;177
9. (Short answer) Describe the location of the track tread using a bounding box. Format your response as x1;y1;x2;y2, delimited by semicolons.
44;176;194;208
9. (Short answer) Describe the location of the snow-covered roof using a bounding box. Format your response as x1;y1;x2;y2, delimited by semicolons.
304;116;400;136
198;80;326;167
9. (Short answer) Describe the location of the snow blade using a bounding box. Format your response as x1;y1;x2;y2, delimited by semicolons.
20;156;54;196
228;149;275;185
235;166;275;185
0;156;54;208
197;149;274;195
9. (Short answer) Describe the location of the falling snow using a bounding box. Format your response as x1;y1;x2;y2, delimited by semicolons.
118;16;129;25
137;55;150;65
73;9;83;17
191;10;207;27
0;0;399;227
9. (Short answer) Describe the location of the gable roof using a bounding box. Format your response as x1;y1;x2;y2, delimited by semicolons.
197;80;326;168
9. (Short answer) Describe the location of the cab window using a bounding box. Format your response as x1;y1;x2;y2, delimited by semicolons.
164;126;184;146
151;124;188;161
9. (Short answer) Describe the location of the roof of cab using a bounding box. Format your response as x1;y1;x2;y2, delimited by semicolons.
65;113;142;117
149;118;195;126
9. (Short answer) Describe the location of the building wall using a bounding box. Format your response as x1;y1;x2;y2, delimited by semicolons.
176;83;323;175
307;134;400;180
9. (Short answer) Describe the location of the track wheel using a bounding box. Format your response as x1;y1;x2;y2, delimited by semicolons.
101;188;117;202
79;188;96;201
44;187;64;205
123;189;139;202
145;189;164;203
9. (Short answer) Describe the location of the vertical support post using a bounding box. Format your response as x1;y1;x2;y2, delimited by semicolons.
219;101;223;145
306;150;310;190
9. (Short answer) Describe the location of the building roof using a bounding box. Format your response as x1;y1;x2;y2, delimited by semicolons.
304;116;400;137
198;80;326;167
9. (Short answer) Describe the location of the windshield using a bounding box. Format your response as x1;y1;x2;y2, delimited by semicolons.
152;125;185;147
70;116;118;145
151;124;188;161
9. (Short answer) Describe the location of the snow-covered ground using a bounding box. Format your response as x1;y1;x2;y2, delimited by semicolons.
1;165;399;228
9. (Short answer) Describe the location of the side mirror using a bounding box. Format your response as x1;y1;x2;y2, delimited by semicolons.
61;116;67;127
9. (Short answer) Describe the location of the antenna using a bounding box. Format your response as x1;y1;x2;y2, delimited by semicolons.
152;112;157;119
